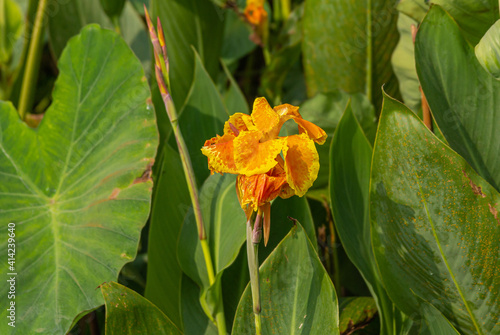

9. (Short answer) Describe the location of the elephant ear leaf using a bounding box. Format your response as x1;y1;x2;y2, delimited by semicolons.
0;24;157;334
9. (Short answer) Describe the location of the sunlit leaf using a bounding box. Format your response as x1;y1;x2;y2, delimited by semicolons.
0;25;157;334
371;93;500;335
101;282;182;335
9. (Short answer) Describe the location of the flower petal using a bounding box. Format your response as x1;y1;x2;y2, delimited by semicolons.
282;133;320;196
236;172;287;212
262;202;271;246
234;130;283;175
273;104;327;144
201;133;239;174
293;117;328;144
251;97;280;135
223;113;256;136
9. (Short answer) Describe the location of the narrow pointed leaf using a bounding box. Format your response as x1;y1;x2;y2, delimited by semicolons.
475;19;500;80
330;102;398;334
151;0;223;107
371;94;500;335
0;25;157;334
101;282;182;335
177;51;229;186
233;222;339;334
177;173;246;317
145;144;189;330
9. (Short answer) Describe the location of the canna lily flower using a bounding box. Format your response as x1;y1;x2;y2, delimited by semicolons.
244;0;268;46
201;98;326;245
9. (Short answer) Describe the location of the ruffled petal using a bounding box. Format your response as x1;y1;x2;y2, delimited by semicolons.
293;117;328;144
251;97;280;135
201;133;238;174
282;133;320;196
273;103;300;118
233;130;283;175
236;172;287;212
273;104;327;144
223;113;256;136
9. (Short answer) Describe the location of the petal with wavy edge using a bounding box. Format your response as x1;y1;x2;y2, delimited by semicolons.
251;97;280;135
223;113;256;136
293;117;328;144
234;130;283;175
283;133;319;196
236;173;287;211
201;133;238;174
273;103;301;118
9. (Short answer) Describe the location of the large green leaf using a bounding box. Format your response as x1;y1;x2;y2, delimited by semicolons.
302;0;400;110
146;51;235;328
329;103;398;334
432;0;498;44
391;12;421;113
0;25;157;334
177;51;229;187
0;0;22;64
299;91;376;194
397;0;498;44
475;19;500;80
371;94;500;335
181;275;218;335
338;297;378;334
177;173;247;319
416;5;500;192
259;196;317;263
233;222;339;334
101;282;182;335
151;0;224;107
144;144;189;330
48;0;150;72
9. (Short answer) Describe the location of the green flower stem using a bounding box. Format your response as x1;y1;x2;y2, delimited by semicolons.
147;9;227;333
247;212;262;335
281;0;290;20
18;0;49;121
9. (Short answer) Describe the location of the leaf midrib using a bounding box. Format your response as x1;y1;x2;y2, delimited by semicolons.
415;176;482;335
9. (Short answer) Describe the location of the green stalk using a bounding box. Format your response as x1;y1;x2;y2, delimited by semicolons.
281;0;290;20
247;213;262;335
145;7;227;334
18;0;49;120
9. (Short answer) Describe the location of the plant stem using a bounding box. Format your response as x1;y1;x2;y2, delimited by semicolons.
247;213;262;335
281;0;290;20
17;0;49;120
146;9;227;333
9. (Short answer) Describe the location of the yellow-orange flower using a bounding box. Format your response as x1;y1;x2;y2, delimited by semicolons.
244;0;268;46
202;97;326;223
244;0;267;26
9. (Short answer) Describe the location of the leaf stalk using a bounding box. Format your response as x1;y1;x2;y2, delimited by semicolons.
247;212;262;335
17;0;49;120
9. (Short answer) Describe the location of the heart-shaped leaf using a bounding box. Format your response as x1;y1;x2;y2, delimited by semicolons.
0;25;157;334
416;5;500;191
371;93;500;334
232;222;339;334
101;282;182;335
